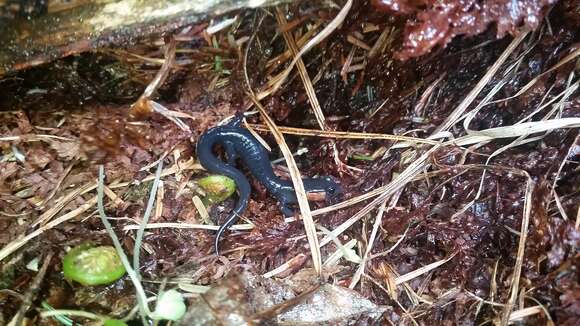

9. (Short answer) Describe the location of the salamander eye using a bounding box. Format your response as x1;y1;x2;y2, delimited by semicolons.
327;186;336;194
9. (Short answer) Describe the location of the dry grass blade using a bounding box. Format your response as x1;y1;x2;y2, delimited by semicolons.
341;46;356;79
317;147;437;248
0;197;97;262
266;22;322;69
432;31;528;135
452;117;580;146
265;146;438;277
192;196;211;224
347;34;371;50
248;94;323;277
469;116;579;138
275;8;327;130
312;184;388;216
323;238;358;266
370;223;411;260
513;47;580;97
33;182;97;227
413;74;446;117
263;253;307;278
140;37;176;100
576;206;580;230
36;162;75;210
317;225;361;264
349;200;387;289
249;124;439;145
178;283;210;294
508;306;545;322
368;26;394;59
0;134;73;142
122;222;254;231
103;186;124;208
261;0;353;96
244;119;272;151
39;309;103;323
551;134;579;193
501;174;534;325
395;252;457;285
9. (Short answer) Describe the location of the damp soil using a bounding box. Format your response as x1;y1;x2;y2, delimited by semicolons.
0;0;578;325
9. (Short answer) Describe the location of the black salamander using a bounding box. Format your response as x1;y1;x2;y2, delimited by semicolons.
196;113;342;254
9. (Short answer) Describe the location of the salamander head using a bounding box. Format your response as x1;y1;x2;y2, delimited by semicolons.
322;176;342;203
306;176;342;204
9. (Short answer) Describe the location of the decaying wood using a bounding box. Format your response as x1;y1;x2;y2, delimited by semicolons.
0;0;291;75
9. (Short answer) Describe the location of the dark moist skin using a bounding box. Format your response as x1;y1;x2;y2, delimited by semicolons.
197;113;342;254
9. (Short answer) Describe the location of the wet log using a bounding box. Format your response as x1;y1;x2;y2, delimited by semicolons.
0;0;291;75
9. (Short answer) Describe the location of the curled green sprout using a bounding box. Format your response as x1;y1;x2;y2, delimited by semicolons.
62;244;126;286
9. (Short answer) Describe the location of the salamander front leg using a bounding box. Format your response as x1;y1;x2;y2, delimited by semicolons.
226;112;244;128
279;200;295;218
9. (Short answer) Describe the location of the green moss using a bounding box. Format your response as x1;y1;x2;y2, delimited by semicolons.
122;181;153;202
0;264;16;289
103;319;129;326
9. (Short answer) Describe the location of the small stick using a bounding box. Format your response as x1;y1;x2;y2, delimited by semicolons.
10;252;54;326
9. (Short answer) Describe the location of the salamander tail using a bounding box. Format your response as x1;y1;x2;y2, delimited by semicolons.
197;133;251;254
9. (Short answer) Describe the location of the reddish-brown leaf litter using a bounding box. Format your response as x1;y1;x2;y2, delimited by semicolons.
372;0;559;59
0;0;578;324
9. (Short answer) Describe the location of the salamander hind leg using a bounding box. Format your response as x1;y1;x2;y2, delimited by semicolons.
278;199;295;217
223;141;238;165
274;190;297;217
280;204;294;217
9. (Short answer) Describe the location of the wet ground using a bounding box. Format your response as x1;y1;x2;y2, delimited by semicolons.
0;0;578;325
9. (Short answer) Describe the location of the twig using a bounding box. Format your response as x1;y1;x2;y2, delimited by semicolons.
10;252;54;326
